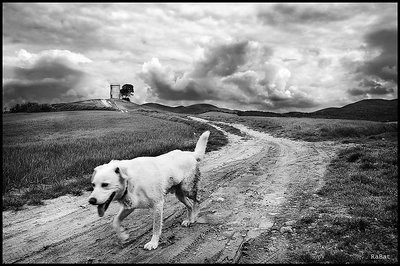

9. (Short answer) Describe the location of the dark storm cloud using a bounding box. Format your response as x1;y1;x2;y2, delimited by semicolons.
14;60;83;81
140;39;319;111
4;80;79;103
3;58;87;105
140;41;253;102
348;86;394;96
365;28;397;54
3;3;117;51
191;41;250;77
234;91;318;111
257;4;350;26
357;28;398;83
222;71;258;97
142;74;217;101
348;78;394;96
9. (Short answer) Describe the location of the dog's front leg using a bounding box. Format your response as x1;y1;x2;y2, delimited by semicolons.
144;200;164;250
113;206;134;242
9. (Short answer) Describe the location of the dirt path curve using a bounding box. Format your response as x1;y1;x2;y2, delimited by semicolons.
2;117;339;263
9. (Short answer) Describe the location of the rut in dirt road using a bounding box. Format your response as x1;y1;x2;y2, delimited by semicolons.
2;118;338;263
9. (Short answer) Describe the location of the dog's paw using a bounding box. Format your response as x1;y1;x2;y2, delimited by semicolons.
144;240;158;250
181;220;192;227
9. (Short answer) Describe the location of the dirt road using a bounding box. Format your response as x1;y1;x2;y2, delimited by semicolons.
2;117;340;263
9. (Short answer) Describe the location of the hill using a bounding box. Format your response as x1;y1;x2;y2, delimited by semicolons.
142;103;236;115
238;99;397;122
10;98;397;122
311;99;398;121
284;99;397;121
51;99;143;112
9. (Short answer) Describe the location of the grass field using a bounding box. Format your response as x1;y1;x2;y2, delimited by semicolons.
200;112;398;143
201;111;398;263
3;108;397;261
285;137;398;263
2;110;227;210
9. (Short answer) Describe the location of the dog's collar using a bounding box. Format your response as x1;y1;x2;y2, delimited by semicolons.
120;185;128;200
118;183;132;207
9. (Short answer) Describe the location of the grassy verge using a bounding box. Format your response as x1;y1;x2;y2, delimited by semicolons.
209;121;247;138
200;112;397;142
2;110;227;211
285;138;398;263
201;112;398;263
134;109;229;151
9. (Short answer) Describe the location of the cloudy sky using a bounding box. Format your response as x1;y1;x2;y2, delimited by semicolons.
2;2;398;112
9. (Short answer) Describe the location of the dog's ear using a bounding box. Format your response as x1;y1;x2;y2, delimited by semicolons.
90;169;97;182
115;166;129;182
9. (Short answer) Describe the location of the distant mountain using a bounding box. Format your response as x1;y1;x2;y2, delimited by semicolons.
51;100;234;115
286;99;397;122
142;103;236;115
48;98;397;122
236;110;283;117
141;103;180;113
310;99;397;121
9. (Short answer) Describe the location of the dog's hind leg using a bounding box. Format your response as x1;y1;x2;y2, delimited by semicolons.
175;186;199;227
187;193;200;226
144;199;164;250
113;206;134;242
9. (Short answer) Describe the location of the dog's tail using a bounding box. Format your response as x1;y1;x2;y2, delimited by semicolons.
194;131;210;161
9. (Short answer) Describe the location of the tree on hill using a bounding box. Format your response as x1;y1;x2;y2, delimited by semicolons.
120;84;134;101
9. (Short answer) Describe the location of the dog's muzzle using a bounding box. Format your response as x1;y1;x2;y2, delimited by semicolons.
89;192;116;217
88;197;97;205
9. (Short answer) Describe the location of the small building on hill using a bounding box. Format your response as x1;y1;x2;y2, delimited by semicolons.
110;84;121;99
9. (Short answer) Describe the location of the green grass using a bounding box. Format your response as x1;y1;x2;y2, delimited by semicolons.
198;112;397;263
285;138;398;263
209;122;247;138
134;109;229;152
2;110;227;211
200;112;397;142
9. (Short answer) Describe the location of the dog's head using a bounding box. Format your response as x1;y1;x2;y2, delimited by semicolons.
88;161;128;217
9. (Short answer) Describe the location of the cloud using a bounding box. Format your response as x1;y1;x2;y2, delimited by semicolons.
356;28;397;83
348;77;395;96
139;40;318;111
221;70;260;98
139;58;213;101
139;41;255;103
139;41;256;104
3;3;118;51
191;41;250;77
257;4;351;27
345;28;397;98
3;3;397;112
3;49;94;107
348;86;394;97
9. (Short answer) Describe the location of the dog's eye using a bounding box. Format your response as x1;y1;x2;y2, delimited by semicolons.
101;183;109;188
91;183;95;187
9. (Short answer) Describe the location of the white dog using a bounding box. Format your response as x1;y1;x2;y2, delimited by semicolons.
88;131;210;250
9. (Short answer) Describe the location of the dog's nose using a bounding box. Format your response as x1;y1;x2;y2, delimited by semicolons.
88;197;97;205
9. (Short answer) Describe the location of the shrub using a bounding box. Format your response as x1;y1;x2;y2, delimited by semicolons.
10;102;54;113
347;152;362;162
350;174;371;184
